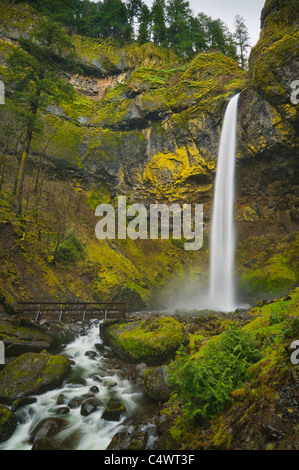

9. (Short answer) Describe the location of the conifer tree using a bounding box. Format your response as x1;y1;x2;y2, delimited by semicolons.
234;15;250;69
7;19;76;216
166;0;192;57
138;4;152;44
152;0;167;47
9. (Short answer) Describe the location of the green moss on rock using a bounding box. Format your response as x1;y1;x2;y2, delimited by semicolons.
0;319;62;356
237;232;299;298
0;404;17;443
0;352;71;405
104;316;189;365
143;365;172;402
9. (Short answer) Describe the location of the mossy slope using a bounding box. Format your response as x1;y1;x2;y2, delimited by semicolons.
156;288;299;450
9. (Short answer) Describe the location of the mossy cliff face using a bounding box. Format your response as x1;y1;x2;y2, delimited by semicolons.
232;0;299;298
0;0;298;307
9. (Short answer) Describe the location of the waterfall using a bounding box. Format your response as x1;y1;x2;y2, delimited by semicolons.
209;94;240;312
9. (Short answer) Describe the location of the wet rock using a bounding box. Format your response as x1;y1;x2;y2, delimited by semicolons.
103;379;117;388
30;417;68;444
66;375;87;387
31;438;61;450
55;406;70;416
93;375;103;383
46;322;79;345
143;366;172;402
15;408;30;425
0;352;71;405
94;367;114;378
101;400;126;421
56;394;67;405
85;350;97;358
94;343;105;352
135;363;148;378
0;319;62;356
89;386;99;394
80;398;103;417
11;396;37;412
0;404;17;443
68;396;85;409
107;429;148;450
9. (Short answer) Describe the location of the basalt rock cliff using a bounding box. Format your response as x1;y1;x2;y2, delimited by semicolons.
0;0;298;310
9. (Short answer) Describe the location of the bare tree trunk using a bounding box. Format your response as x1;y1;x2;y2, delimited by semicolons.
14;126;33;216
13;90;41;216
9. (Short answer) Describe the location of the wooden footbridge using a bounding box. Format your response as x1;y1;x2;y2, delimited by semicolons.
16;302;126;323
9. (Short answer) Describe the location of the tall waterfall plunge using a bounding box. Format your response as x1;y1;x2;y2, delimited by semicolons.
209;94;240;312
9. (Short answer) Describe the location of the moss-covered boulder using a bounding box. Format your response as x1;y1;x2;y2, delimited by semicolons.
0;319;62;357
107;429;148;450
143;366;172;402
102;316;189;365
0;404;17;443
0;352;71;405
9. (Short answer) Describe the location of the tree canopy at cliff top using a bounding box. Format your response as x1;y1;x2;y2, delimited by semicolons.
15;0;250;65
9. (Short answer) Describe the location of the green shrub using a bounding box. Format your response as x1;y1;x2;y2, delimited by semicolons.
283;317;299;339
167;325;261;423
269;304;285;325
55;232;84;263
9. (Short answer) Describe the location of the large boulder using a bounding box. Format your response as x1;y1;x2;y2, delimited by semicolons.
107;429;148;450
143;366;172;402
101;316;189;366
0;351;71;405
0;319;62;356
30;417;68;445
0;404;17;443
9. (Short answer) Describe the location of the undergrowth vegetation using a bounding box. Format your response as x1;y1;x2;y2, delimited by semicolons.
167;325;261;422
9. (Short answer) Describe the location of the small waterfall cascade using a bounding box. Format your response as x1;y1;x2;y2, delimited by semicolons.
209;93;240;312
0;321;158;450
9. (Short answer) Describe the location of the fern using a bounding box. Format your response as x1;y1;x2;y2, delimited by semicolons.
167;325;261;422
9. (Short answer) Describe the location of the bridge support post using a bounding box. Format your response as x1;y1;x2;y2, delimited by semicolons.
35;304;41;323
59;305;64;322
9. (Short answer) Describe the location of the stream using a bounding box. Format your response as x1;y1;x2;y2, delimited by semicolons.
0;320;159;450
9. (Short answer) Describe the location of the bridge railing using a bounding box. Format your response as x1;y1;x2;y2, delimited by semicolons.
16;302;126;323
